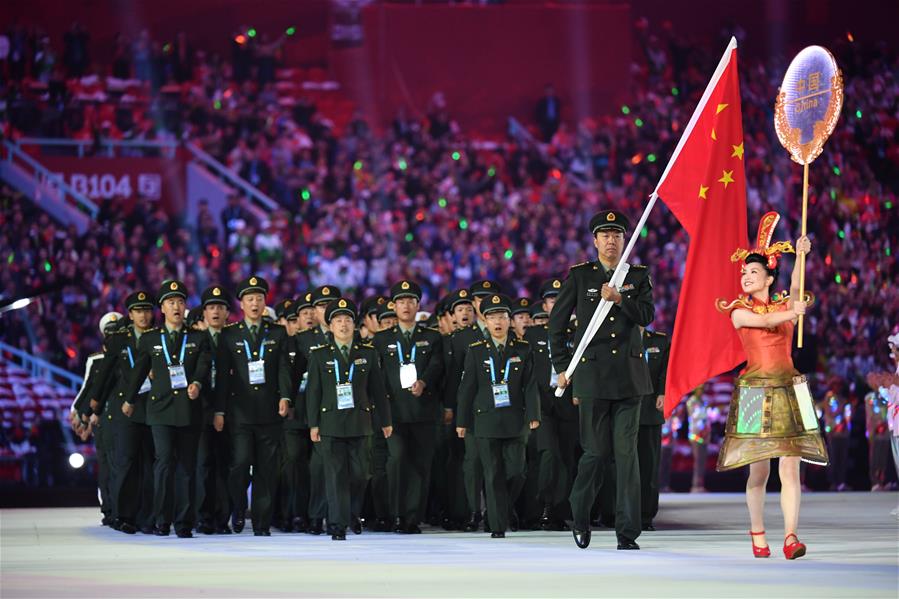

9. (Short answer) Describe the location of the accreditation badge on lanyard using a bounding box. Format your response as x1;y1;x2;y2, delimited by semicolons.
398;335;418;389
490;355;512;408
161;332;188;389
244;338;267;385
127;346;152;394
336;358;356;410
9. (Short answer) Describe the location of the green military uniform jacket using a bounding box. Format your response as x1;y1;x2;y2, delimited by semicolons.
126;326;213;428
305;340;392;437
214;320;294;425
456;338;540;438
282;334;309;429
91;326;151;425
372;324;444;424
444;322;489;411
640;330;670;426
548;260;655;400
524;324;578;422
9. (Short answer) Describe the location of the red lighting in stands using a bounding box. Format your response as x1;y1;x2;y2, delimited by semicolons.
235;35;247;45
65;347;77;359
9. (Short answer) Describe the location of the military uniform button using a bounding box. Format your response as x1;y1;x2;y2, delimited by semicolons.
611;333;616;338
610;317;615;322
612;349;618;354
581;358;587;363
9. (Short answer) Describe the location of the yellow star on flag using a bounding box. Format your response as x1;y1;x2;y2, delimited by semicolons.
716;103;729;114
718;170;735;189
698;184;709;199
711;128;717;141
731;142;744;160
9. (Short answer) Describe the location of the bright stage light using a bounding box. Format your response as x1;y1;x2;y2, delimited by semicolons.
69;453;85;469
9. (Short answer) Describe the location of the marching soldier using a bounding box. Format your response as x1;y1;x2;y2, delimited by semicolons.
124;280;212;538
550;210;655;551
213;276;294;536
456;293;540;538
511;298;533;340
359;296;387;340
295;285;340;535
526;278;580;531
373;280;445;533
306;298;393;540
638;327;670;531
195;285;233;534
89;291;157;535
376;300;398;330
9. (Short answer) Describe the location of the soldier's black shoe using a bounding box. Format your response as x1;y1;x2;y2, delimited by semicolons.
231;512;246;534
196;522;215;535
463;512;481;532
642;522;656;532
291;516;308;533
567;521;591;549
483;512;492;533
253;529;271;537
154;525;171;536
118;521;137;535
307;518;324;535
616;535;640;550
540;506;553;531
406;522;422;534
393;517;406;534
277;521;293;533
351;517;363;535
140;525;156;535
331;527;347;541
176;528;193;538
491;531;506;538
215;524;232;534
101;515;113;527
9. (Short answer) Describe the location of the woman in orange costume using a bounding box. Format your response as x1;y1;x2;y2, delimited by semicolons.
716;212;828;560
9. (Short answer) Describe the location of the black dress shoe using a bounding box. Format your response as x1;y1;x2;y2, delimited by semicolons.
331;527;347;541
307;518;324;535
642;522;656;532
291;516;308;533
491;531;505;538
617;536;640;550
101;515;113;527
567;521;591;549
406;522;422;534
140;525;156;535
351;517;363;535
119;521;138;535
215;524;232;534
483;512;492;533
539;506;553;531
463;512;481;532
277;522;294;533
253;530;271;537
176;529;193;538
393;517;406;534
197;522;215;535
154;525;171;536
231;513;246;534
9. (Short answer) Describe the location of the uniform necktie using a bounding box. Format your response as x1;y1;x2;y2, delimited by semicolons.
404;330;412;347
497;343;505;356
250;324;258;343
211;331;219;347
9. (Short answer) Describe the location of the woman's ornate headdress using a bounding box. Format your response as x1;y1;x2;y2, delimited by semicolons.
731;211;794;270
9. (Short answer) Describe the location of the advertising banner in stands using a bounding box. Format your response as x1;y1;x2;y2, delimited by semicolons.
39;157;186;215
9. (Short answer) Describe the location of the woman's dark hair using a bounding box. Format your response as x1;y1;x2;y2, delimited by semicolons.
744;253;779;292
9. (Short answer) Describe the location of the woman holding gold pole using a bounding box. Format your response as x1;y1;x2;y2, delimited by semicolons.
715;212;829;560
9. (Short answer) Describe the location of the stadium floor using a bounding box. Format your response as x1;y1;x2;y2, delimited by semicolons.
2;492;896;598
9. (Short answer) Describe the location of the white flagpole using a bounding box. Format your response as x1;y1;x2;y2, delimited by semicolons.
555;36;739;397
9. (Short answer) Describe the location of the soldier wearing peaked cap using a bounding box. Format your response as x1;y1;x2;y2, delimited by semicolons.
550;209;654;550
511;297;533;341
194;285;233;534
306;298;393;540
372;281;445;534
123;280;213;538
212;275;295;536
455;294;540;538
89;290;157;535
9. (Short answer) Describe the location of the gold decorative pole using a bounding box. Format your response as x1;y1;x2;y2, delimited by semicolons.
798;162;809;347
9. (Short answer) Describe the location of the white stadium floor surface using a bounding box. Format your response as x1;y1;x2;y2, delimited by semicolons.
2;492;897;598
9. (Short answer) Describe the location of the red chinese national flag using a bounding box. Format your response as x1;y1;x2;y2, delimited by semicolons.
656;38;749;418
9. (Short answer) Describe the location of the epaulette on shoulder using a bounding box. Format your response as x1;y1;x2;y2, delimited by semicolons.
225;322;238;328
358;341;375;349
570;261;591;270
656;331;668;336
469;340;486;348
513;338;529;346
310;344;330;353
424;326;440;333
631;264;647;269
109;327;128;336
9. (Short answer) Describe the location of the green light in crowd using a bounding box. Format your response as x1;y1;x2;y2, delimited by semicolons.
832;166;841;176
459;219;468;230
621;105;630;115
635;118;644;128
487;167;496;177
213;100;222;110
353;161;363;171
640;227;648;238
671;87;679;96
830;189;836;200
647;154;657;163
835;273;842;284
43;261;52;272
503;249;513;260
286;27;296;36
855;109;862;119
247;28;257;38
838;230;845;239
405;233;413;242
452;151;461;161
398;159;407;171
156;238;164;248
438;198;447;208
886;201;893;209
886;247;892;257
301;189;311;201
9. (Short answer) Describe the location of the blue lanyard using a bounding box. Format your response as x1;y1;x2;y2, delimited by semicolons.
335;349;355;385
161;331;187;366
243;336;267;361
488;355;513;384
398;332;416;365
126;346;135;368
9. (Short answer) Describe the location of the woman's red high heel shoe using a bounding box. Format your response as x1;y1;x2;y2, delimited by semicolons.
749;530;770;558
783;533;807;560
